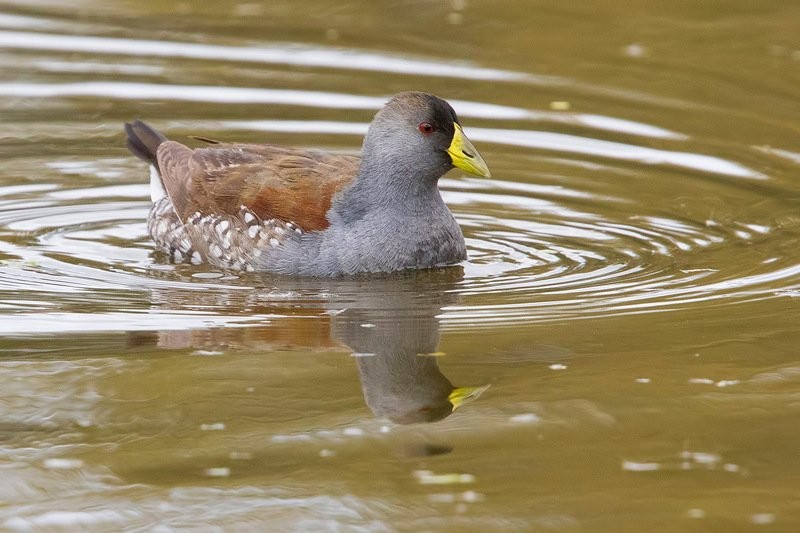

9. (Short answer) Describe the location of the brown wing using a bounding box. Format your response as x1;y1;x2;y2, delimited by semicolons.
156;141;360;232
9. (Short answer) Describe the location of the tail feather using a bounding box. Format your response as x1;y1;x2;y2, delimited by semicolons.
125;120;170;202
124;120;167;167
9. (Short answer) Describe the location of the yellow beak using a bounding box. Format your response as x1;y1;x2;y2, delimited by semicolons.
447;123;491;178
448;384;491;411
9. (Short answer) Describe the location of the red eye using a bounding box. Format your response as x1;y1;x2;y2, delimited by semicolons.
418;122;435;135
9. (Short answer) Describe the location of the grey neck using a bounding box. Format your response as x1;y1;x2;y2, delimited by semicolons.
331;158;445;226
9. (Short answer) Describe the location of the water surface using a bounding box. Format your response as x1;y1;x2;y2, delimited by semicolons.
1;1;799;530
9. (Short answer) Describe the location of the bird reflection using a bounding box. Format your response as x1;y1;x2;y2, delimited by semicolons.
330;269;488;424
137;265;487;424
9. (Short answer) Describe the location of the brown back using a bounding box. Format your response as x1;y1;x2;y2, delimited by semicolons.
156;141;360;231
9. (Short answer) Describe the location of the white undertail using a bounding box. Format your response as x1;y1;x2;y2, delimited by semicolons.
149;165;166;203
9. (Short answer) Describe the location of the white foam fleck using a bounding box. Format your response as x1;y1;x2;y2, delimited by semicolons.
750;513;776;525
621;460;660;472
509;413;540;424
204;467;231;477
688;378;715;385
192;350;224;356
414;471;476;485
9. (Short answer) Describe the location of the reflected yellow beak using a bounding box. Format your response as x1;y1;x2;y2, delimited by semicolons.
447;123;491;178
449;384;491;411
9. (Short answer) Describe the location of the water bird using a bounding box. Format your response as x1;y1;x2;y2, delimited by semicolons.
125;91;491;276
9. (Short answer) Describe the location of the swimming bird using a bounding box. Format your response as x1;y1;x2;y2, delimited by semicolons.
125;91;491;276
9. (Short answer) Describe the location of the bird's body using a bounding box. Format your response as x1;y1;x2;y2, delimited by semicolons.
125;91;490;276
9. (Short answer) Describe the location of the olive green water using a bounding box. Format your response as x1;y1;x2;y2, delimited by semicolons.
1;1;799;530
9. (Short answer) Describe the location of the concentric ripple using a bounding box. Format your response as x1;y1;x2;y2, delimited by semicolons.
1;143;798;335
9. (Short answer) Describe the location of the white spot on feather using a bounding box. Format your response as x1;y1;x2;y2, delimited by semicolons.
155;219;167;236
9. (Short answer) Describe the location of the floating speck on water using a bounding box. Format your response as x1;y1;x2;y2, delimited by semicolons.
623;43;648;58
743;223;770;234
204;467;230;478
509;413;539;424
192;350;224;356
414;470;476;485
360;323;376;328
750;513;776;525
688;452;721;466
723;463;740;473
462;490;485;503
200;423;225;431
687;509;706;519
245;387;255;393
351;352;376;357
716;379;740;388
43;458;84;470
549;363;567;370
343;427;364;437
635;378;651;383
549;100;571;111
621;460;660;472
319;449;336;458
688;378;715;385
